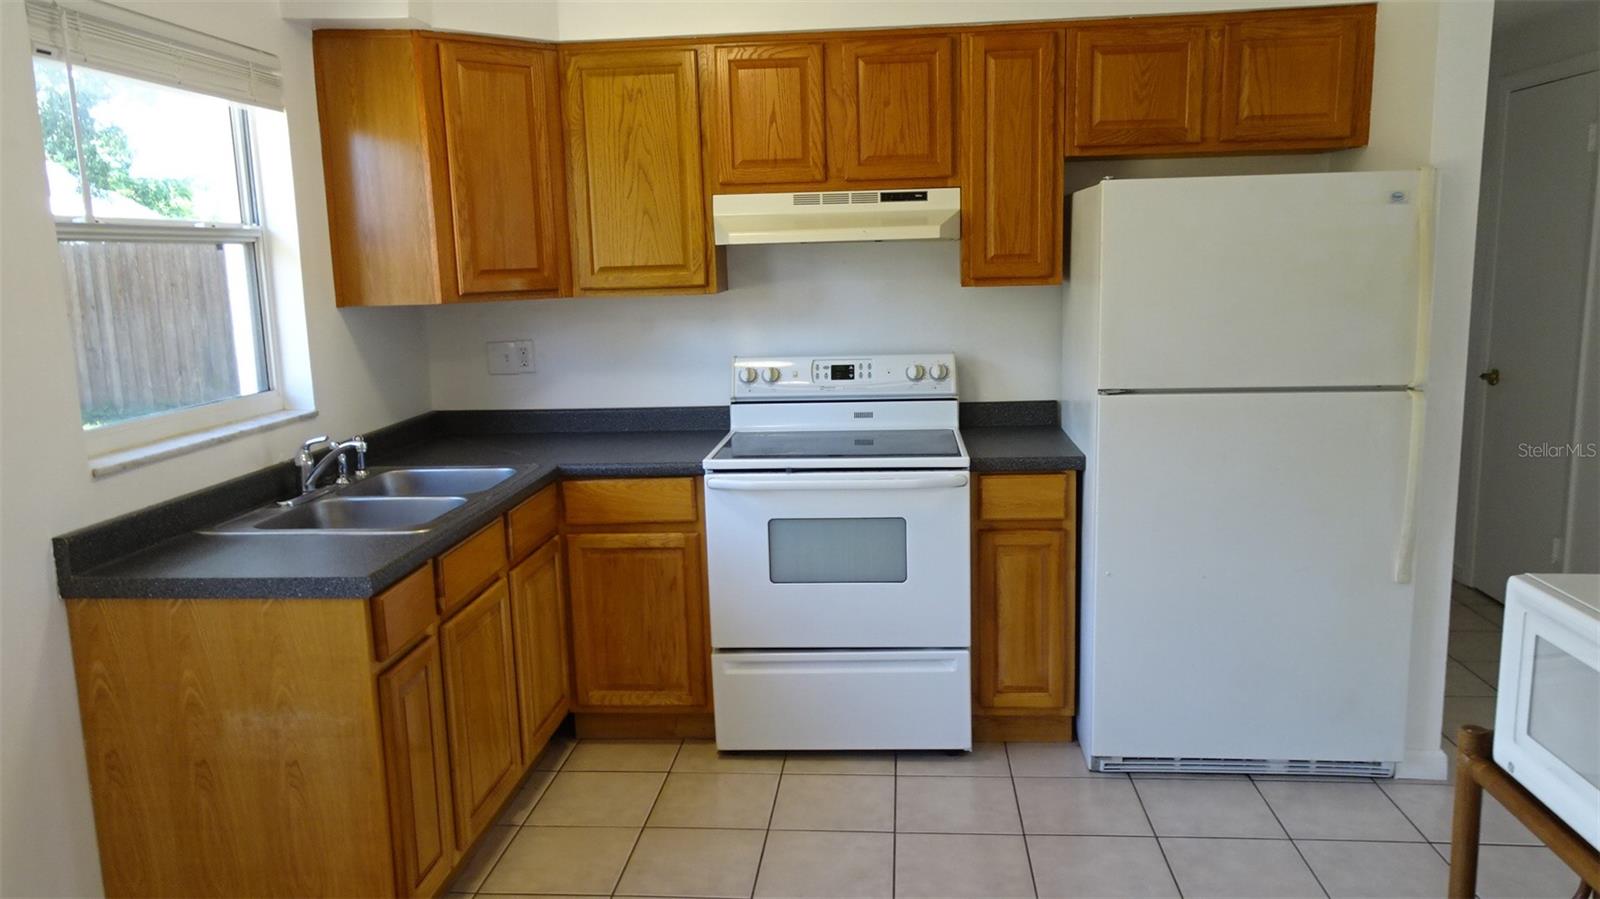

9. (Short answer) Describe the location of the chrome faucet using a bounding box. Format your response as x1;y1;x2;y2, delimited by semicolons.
295;434;368;495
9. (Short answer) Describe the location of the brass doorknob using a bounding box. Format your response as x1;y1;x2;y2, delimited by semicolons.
1479;368;1500;386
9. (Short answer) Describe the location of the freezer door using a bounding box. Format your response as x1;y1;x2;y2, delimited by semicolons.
1086;391;1416;763
1097;171;1422;390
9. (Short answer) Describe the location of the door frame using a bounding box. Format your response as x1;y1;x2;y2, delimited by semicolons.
1457;51;1600;585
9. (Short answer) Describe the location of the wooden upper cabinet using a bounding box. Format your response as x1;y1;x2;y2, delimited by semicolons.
312;31;570;306
438;40;569;296
377;637;457;898
830;35;956;182
712;42;827;186
961;30;1063;286
1068;25;1207;152
1217;8;1373;146
563;47;713;293
439;578;522;850
566;531;708;709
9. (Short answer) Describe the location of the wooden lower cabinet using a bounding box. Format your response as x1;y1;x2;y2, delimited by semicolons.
510;537;570;759
971;472;1079;740
439;578;522;850
377;636;457;897
566;530;709;710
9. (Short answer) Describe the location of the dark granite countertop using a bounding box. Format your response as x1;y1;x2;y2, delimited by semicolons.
54;404;1084;600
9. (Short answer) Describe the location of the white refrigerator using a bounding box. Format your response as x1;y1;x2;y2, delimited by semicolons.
1062;171;1430;775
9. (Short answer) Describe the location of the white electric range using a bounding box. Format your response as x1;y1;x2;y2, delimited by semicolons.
702;353;972;751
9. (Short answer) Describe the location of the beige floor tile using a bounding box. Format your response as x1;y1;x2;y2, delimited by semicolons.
673;739;785;774
1296;840;1446;898
895;775;1022;834
1452;586;1505;623
896;742;1010;776
480;826;639;895
1132;778;1285;838
1379;782;1538;844
893;833;1035;899
534;733;577;771
1445;659;1496;697
1460;656;1500;688
771;773;894;832
785;751;895;775
1160;837;1322;899
1026;835;1178;898
1447;630;1504;662
1440;695;1498;743
1449;604;1498;633
615;827;765;898
1006;742;1122;779
647;772;780;829
755;830;894;899
449;824;518;892
563;739;682;772
1015;777;1151;836
1255;780;1423;841
527;771;666;827
1434;842;1580;899
498;768;557;825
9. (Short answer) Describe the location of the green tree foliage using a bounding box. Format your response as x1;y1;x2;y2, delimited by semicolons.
34;64;194;219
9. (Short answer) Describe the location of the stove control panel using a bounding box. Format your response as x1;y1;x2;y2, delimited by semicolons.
731;353;957;400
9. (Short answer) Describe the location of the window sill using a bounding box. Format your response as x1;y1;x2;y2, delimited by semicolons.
89;408;318;479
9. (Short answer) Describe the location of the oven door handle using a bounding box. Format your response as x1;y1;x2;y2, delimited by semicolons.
704;473;969;492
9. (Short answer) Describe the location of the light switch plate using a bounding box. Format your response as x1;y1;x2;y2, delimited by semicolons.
487;340;534;375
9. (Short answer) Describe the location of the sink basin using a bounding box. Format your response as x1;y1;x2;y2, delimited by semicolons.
250;497;466;533
340;467;518;498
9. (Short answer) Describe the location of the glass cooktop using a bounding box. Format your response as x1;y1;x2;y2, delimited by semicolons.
712;429;963;460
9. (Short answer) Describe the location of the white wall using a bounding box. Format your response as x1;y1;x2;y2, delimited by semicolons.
1455;0;1600;582
0;2;431;896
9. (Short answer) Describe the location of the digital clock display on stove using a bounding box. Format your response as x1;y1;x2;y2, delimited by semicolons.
830;364;856;380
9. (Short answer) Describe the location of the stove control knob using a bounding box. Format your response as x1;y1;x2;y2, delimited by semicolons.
738;366;759;384
762;366;783;383
906;363;927;382
930;362;950;382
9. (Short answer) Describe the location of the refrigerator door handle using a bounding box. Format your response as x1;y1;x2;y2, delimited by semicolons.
1392;388;1426;584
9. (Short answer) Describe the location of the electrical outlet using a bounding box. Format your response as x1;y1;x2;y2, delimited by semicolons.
487;340;534;375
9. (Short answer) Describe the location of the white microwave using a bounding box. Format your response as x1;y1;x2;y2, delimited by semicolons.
1493;573;1600;849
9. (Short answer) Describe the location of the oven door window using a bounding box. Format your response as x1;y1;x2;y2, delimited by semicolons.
768;518;907;584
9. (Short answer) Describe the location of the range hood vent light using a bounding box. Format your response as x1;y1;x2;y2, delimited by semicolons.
714;188;960;246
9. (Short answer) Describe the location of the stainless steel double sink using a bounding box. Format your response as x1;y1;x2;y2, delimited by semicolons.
204;467;520;535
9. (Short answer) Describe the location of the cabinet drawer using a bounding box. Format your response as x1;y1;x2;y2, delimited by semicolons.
507;484;560;563
563;478;698;526
437;519;508;615
372;563;438;663
977;474;1072;521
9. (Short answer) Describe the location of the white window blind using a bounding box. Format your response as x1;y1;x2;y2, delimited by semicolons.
26;0;283;110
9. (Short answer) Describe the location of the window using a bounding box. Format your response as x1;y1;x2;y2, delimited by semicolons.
26;0;291;457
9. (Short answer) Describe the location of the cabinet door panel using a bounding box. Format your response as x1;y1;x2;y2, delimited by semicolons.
377;637;456;898
1218;13;1366;144
713;43;826;185
567;532;708;709
438;41;568;296
974;529;1069;711
510;538;569;760
1069;25;1206;151
832;35;955;181
564;48;708;290
961;31;1063;285
440;578;521;849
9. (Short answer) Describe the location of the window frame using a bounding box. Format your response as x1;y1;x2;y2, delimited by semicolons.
41;59;288;456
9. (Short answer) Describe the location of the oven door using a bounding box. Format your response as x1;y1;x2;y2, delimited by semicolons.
703;470;970;649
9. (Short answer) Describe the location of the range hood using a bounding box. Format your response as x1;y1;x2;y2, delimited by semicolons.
712;188;960;246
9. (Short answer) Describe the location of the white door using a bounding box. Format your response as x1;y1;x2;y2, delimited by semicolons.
1096;171;1422;390
1472;68;1600;599
1087;391;1416;762
702;472;971;648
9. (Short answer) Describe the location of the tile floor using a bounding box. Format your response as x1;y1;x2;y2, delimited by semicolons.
447;584;1583;898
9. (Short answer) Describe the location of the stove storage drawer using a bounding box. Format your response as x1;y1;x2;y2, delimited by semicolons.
712;650;972;750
